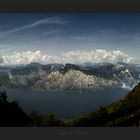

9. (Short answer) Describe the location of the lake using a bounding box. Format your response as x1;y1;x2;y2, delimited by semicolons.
6;88;129;119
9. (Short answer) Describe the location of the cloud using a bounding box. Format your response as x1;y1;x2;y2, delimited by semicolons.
0;49;138;65
2;50;44;65
2;50;59;65
0;17;67;38
94;50;129;62
61;49;136;64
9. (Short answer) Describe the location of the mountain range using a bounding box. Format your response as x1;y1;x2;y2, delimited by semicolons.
0;62;140;91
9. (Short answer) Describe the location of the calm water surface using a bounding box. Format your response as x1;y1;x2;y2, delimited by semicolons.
7;88;129;119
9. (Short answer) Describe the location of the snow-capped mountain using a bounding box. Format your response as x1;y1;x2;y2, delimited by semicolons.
0;62;139;91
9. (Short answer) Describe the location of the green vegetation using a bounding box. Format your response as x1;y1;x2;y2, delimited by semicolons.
31;113;64;126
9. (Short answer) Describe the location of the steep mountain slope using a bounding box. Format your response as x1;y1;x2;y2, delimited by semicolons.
34;69;120;91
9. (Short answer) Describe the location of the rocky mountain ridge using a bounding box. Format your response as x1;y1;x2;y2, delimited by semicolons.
0;62;139;91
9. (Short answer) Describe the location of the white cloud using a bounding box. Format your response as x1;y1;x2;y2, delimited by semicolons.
94;49;124;62
0;49;138;65
61;49;136;64
0;17;67;38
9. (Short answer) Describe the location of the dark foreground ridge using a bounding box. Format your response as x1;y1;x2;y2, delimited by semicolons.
0;84;31;126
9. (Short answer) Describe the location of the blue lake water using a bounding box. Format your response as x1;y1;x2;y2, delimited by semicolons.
7;88;129;119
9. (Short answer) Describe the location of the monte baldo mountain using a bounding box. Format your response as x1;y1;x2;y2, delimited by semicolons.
0;62;140;92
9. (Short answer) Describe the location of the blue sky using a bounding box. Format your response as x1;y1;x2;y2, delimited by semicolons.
0;13;140;65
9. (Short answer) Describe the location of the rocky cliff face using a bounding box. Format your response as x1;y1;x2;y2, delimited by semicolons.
33;70;121;91
0;62;139;91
